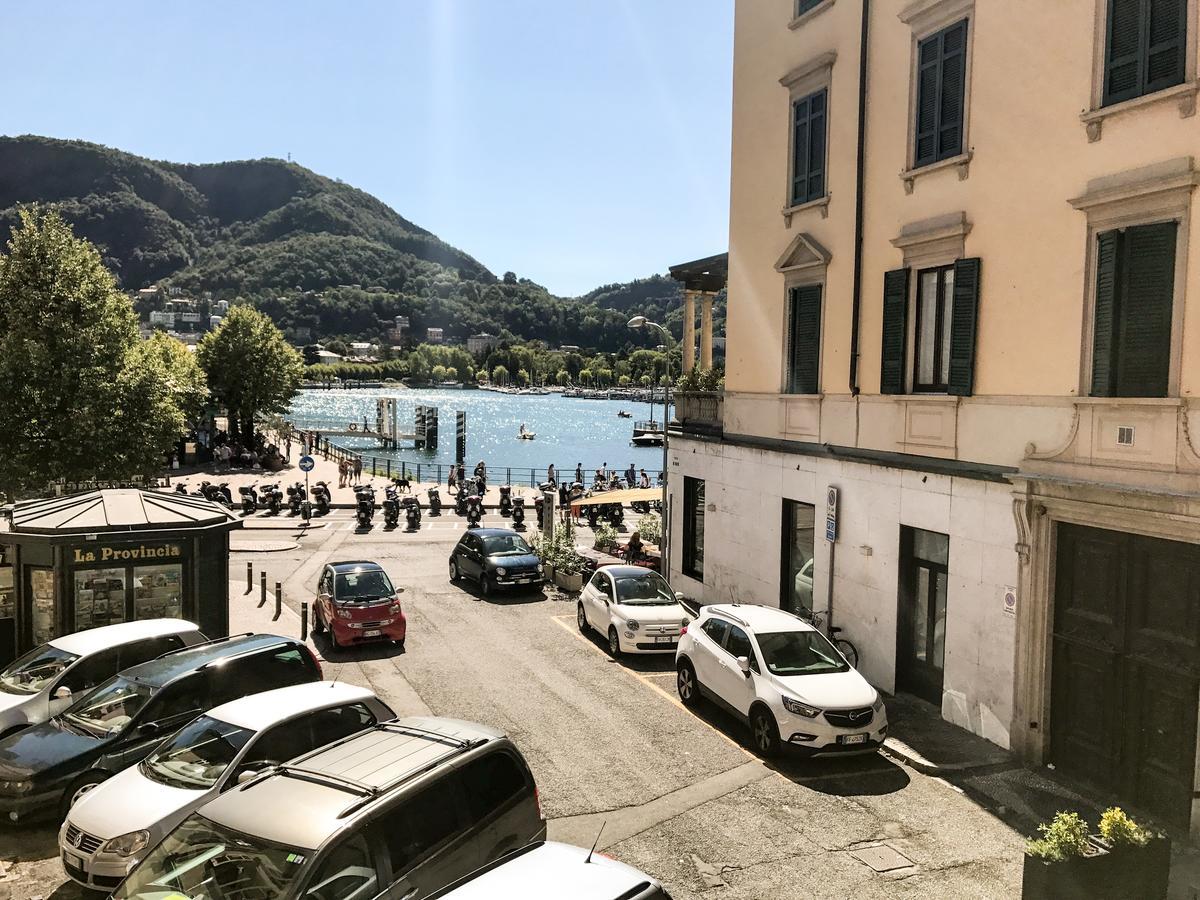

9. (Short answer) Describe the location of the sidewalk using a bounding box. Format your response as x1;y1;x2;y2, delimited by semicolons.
881;693;1014;775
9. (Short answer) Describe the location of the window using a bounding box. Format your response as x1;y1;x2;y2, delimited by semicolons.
724;626;755;668
458;752;528;825
1104;0;1187;107
241;718;314;769
74;568;127;631
58;647;121;695
120;634;185;670
914;266;955;392
304;834;377;900
790;89;827;207
914;20;969;168
682;477;705;581
133;564;183;620
796;0;825;14
380;780;462;873
143;675;208;724
897;527;950;705
781;501;815;615
701;618;729;646
786;285;822;394
309;703;378;748
1091;221;1178;397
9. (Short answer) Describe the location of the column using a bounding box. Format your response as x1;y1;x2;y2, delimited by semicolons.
700;294;714;370
682;290;696;374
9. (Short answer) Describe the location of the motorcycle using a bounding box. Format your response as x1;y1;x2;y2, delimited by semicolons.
174;483;188;495
466;494;483;528
608;502;624;527
511;496;526;529
498;485;513;517
262;483;283;516
312;481;331;516
404;495;422;530
587;502;600;529
355;486;376;528
427;486;442;516
382;486;400;528
239;484;259;516
455;486;469;516
286;482;306;516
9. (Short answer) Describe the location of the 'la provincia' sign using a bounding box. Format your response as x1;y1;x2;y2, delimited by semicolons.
73;544;183;565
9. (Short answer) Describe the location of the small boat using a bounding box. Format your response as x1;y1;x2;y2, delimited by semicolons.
518;432;536;440
617;410;632;418
631;433;663;447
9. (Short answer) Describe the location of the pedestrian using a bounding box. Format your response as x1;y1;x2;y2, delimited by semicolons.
456;463;465;487
285;434;292;461
569;481;584;524
448;465;457;490
625;463;636;488
547;463;556;486
353;456;363;484
625;530;644;564
639;469;650;489
338;459;348;489
601;462;608;481
574;463;583;485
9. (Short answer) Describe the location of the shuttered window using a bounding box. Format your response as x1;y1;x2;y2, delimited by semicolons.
1104;0;1187;107
786;285;822;394
796;0;825;15
791;89;827;207
914;20;968;169
948;258;982;396
880;269;910;395
1091;222;1177;397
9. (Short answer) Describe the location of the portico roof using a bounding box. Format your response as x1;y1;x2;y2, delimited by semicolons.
9;488;241;534
669;253;728;293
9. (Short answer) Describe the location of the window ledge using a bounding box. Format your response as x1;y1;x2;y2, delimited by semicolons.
781;195;830;226
1080;82;1199;142
900;151;972;194
789;0;836;29
1073;396;1183;407
904;393;960;404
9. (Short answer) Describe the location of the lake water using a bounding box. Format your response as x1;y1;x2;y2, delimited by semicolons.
287;388;672;479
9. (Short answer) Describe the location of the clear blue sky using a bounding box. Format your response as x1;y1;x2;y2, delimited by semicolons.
5;1;733;296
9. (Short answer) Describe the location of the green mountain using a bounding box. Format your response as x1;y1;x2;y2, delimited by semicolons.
0;136;721;352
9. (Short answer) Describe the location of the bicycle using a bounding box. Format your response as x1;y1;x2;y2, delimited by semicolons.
801;607;860;670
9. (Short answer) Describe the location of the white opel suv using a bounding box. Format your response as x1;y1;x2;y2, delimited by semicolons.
675;603;887;757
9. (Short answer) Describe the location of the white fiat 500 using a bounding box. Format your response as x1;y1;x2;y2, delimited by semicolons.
59;681;394;892
577;565;691;657
0;619;204;740
676;603;887;758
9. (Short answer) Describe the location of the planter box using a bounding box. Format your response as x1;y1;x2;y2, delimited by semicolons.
554;571;584;592
1022;841;1109;900
1098;835;1170;900
543;563;555;581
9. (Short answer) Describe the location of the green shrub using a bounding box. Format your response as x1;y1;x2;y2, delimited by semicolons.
1026;812;1091;862
1098;808;1152;848
637;513;662;545
593;523;618;551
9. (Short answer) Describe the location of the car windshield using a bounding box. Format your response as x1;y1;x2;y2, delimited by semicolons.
614;572;677;605
62;676;154;737
142;716;255;790
0;644;79;695
756;631;851;676
334;569;394;602
481;534;533;556
113;814;306;900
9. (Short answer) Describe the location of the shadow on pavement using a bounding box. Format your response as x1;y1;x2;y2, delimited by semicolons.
311;632;406;662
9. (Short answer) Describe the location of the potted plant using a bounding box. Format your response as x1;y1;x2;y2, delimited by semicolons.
593;523;618;553
1095;807;1169;900
1022;811;1109;899
554;554;585;592
636;513;662;546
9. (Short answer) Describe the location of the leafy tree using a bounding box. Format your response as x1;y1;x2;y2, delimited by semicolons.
618;375;631;387
639;375;652;387
324;339;348;356
579;368;592;386
445;366;459;381
517;368;530;386
0;207;197;496
492;364;508;386
475;369;487;384
197;305;303;444
302;343;324;365
556;368;570;386
431;365;447;382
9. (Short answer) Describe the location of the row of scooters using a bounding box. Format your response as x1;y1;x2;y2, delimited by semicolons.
174;480;332;517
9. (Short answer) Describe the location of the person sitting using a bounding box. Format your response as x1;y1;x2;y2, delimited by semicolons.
625;531;644;564
639;469;651;489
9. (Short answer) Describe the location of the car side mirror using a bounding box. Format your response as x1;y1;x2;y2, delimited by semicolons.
737;656;751;675
137;721;160;736
675;592;685;601
318;593;331;603
236;763;273;786
53;686;72;701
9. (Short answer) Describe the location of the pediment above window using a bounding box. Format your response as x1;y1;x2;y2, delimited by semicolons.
775;232;831;276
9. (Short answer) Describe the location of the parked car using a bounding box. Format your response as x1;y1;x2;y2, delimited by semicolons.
429;841;674;899
114;716;546;900
577;566;691;657
675;603;887;757
0;619;205;739
60;681;394;893
0;633;321;826
449;529;544;596
312;560;407;650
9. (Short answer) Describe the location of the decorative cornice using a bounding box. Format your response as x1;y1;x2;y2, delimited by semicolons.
1068;156;1199;212
775;232;832;274
890;211;972;252
898;0;973;32
779;51;838;90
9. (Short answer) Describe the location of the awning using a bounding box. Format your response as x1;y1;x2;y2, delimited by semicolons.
571;488;662;509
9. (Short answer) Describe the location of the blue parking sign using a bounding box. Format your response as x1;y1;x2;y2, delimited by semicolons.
299;455;315;473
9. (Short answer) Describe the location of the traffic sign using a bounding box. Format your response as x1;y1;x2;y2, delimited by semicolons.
298;455;315;473
825;486;839;543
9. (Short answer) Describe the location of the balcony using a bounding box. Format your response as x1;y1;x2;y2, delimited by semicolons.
674;390;724;437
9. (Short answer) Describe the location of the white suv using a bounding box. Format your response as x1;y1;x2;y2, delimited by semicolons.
675;604;887;757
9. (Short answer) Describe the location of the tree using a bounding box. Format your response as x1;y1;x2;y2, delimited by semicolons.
445;366;459;381
197;306;303;444
618;375;631;387
639;374;652;387
325;339;348;357
517;368;530;386
555;368;570;386
0;207;199;497
492;364;508;385
431;364;447;382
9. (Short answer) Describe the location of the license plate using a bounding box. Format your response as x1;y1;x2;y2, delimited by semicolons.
364;629;382;637
64;852;84;869
839;733;868;745
654;636;674;644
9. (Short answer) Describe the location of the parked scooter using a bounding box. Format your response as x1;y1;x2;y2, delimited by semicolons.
355;486;376;528
286;482;306;516
403;495;422;530
239;484;259;516
511;496;526;529
312;481;331;516
608;503;624;527
466;494;483;528
382;485;401;528
262;483;283;516
455;485;469;516
498;486;513;517
200;481;232;507
427;486;442;516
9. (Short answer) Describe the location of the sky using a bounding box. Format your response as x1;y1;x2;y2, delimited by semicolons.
5;1;733;297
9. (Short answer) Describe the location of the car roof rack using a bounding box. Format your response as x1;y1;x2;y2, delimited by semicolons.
154;632;254;659
713;608;748;628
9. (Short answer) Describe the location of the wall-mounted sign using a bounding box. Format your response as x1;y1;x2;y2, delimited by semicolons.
73;544;183;565
1003;585;1017;617
825;486;839;543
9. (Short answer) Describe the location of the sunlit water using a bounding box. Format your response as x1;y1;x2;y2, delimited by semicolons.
287;388;672;479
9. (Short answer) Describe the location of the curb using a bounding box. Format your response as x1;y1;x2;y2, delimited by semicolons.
880;737;1014;776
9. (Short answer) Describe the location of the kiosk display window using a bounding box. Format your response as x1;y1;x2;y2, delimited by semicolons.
133;564;183;620
30;568;56;645
0;568;13;621
74;568;126;631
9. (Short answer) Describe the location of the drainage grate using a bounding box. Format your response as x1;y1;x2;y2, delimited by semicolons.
850;844;915;873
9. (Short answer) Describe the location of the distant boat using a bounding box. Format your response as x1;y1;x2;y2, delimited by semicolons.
617;410;632;418
631;433;663;447
518;432;536;440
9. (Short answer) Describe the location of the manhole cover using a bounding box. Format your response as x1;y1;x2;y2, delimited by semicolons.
849;845;914;873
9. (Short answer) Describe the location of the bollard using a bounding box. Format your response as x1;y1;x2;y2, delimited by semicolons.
275;582;282;621
245;561;253;595
259;571;267;608
301;602;309;641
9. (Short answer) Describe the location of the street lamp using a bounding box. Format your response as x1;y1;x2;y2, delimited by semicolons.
629;316;671;578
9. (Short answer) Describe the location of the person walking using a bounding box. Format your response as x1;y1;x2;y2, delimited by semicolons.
547;463;556;486
448;465;457;491
285;434;292;461
338;459;348;489
625;463;636;488
574;463;583;485
353;456;363;485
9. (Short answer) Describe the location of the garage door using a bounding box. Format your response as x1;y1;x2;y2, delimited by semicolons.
1051;523;1200;829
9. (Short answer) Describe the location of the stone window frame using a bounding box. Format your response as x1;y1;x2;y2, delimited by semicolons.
790;0;836;30
1069;157;1197;398
897;0;976;193
1080;0;1199;142
776;233;832;396
890;212;972;394
780;52;837;226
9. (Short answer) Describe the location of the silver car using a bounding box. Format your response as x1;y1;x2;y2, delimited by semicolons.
0;619;204;739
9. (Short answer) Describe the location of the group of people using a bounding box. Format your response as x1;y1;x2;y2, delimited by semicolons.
337;456;364;489
448;461;488;497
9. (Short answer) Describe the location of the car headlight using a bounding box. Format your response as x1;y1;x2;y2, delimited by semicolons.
626;619;640;631
872;692;886;713
0;779;32;795
781;696;821;718
536;564;544;573
336;609;352;619
496;567;507;577
102;830;150;857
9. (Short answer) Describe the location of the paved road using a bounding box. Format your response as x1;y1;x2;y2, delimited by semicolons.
1;512;1023;899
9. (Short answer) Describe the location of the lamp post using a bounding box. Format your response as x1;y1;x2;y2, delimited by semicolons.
629;316;671;578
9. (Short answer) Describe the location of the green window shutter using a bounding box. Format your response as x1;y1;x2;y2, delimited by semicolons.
1115;221;1176;397
1104;0;1186;106
1090;230;1121;397
1105;0;1144;104
791;90;827;206
948;258;982;396
914;20;968;168
1145;0;1186;94
787;285;822;394
880;269;910;395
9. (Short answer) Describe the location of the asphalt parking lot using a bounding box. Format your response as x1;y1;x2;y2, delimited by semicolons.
1;511;1025;899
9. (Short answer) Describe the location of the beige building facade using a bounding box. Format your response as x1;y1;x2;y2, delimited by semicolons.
668;0;1200;834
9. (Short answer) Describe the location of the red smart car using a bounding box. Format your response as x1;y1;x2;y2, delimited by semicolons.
312;561;406;650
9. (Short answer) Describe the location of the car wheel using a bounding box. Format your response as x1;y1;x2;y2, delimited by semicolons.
677;660;701;708
449;559;460;583
60;771;107;821
312;607;326;635
577;603;589;634
329;625;344;651
750;705;781;758
480;575;493;598
607;627;622;658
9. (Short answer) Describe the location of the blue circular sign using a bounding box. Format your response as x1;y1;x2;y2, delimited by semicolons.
298;455;315;472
